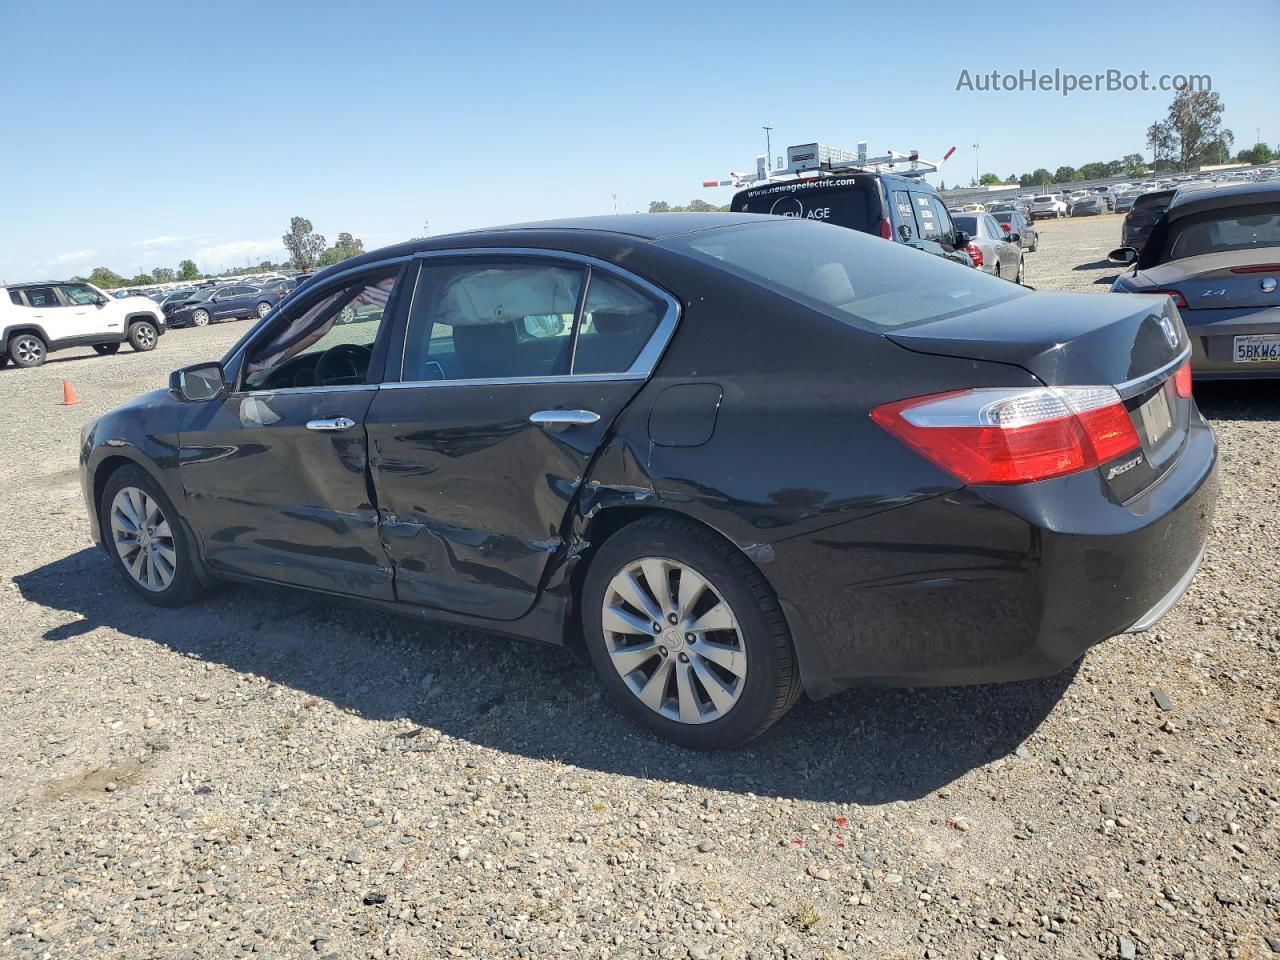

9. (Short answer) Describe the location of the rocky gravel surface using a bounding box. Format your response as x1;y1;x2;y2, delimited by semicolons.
1;219;1277;959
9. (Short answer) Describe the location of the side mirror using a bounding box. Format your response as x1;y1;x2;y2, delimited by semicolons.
1108;246;1138;265
953;230;970;246
96;294;109;306
170;362;226;402
1008;232;1021;243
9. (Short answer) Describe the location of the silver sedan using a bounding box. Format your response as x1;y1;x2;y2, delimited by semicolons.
953;213;1025;283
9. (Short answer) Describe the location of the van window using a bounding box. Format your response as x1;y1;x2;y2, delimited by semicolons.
730;178;876;234
891;191;918;239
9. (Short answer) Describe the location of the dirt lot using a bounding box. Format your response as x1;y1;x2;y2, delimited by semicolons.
2;216;1277;960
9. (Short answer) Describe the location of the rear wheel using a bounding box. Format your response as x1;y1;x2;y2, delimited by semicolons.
8;332;47;368
93;342;121;356
582;515;802;749
255;301;272;318
100;465;207;606
128;321;158;352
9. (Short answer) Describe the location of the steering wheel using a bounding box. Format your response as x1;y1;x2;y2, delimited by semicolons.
315;343;372;386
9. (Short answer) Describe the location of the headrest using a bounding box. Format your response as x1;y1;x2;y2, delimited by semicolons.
807;262;856;307
592;307;658;336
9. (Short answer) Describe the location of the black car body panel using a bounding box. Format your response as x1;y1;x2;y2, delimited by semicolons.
81;215;1218;701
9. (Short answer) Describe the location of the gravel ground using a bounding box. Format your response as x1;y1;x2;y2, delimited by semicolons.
2;219;1277;960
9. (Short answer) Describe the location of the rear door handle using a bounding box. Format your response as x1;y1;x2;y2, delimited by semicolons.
529;409;600;430
306;417;356;432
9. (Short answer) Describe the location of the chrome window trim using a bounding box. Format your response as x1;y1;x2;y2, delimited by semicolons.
229;383;379;399
397;247;680;386
1115;345;1191;399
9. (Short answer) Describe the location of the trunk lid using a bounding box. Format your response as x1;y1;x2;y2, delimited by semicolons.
1137;250;1280;310
887;291;1191;499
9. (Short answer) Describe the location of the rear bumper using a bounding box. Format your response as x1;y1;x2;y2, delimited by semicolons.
775;416;1218;698
1186;306;1280;379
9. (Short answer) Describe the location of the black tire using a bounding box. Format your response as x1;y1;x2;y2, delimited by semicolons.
1016;257;1025;285
8;332;47;368
255;301;272;318
0;355;9;369
581;515;802;750
127;320;158;352
99;464;208;607
93;343;121;356
1029;237;1038;253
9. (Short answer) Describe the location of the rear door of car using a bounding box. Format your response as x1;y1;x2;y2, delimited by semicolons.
365;252;677;621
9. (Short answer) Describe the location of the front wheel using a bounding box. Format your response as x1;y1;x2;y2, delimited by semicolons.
255;301;272;318
8;332;47;368
93;343;121;356
191;309;211;327
128;321;158;352
100;465;207;606
582;515;802;749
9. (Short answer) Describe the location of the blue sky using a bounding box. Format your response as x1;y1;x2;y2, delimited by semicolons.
1;0;1274;281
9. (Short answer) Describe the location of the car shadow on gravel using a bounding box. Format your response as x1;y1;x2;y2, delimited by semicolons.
17;548;1076;805
1192;381;1280;421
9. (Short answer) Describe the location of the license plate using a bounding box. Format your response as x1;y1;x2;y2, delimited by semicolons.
1138;389;1173;445
1233;334;1280;362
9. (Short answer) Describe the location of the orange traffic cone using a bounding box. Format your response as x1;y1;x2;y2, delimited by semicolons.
59;380;81;405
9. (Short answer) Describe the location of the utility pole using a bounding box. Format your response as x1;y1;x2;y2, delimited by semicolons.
972;143;981;186
612;193;618;215
763;122;774;173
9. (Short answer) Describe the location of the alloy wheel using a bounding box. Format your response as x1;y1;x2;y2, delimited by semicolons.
14;336;43;364
256;302;271;318
135;325;156;347
110;486;176;592
601;557;746;724
193;310;210;327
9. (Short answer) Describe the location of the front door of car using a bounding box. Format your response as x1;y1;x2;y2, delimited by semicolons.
365;255;674;621
58;283;119;338
178;266;409;598
212;287;248;319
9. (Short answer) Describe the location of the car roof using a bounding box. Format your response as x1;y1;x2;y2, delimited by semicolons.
1167;180;1279;220
304;213;775;286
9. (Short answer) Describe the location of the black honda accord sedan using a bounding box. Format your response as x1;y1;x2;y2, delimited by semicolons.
79;214;1218;749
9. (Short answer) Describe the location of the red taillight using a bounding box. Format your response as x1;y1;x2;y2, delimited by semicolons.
965;243;984;267
1230;264;1280;274
1151;289;1188;308
878;217;892;240
1174;360;1193;397
999;222;1012;233
871;386;1141;485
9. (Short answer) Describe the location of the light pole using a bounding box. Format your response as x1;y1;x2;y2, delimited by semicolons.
972;143;981;187
612;193;618;215
763;122;774;172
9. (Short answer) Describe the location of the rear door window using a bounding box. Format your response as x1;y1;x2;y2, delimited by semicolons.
572;272;665;375
892;190;919;239
402;260;584;382
929;198;957;243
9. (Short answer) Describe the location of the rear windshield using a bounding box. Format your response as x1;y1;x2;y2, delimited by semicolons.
1160;204;1280;261
730;178;876;234
660;219;1024;331
1033;196;1054;202
992;212;1014;222
1133;191;1173;213
952;215;979;233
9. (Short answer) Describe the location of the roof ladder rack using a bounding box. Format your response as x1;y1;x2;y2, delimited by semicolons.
704;141;955;189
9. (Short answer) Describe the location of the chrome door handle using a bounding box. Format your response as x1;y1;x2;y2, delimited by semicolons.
529;409;601;429
306;417;356;432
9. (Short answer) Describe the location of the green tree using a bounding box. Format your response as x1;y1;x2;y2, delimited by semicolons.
128;273;154;286
178;259;200;281
1161;90;1232;170
151;266;176;283
88;266;125;288
282;216;326;270
1078;161;1109;180
1122;153;1148;177
1029;168;1054;187
317;231;366;268
978;172;1001;185
1201;138;1232;166
1235;142;1274;165
1053;165;1078;183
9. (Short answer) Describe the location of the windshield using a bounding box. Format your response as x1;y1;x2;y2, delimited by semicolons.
660;219;1024;331
1160;204;1280;261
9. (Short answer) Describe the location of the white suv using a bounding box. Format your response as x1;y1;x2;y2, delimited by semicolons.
1;282;165;368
